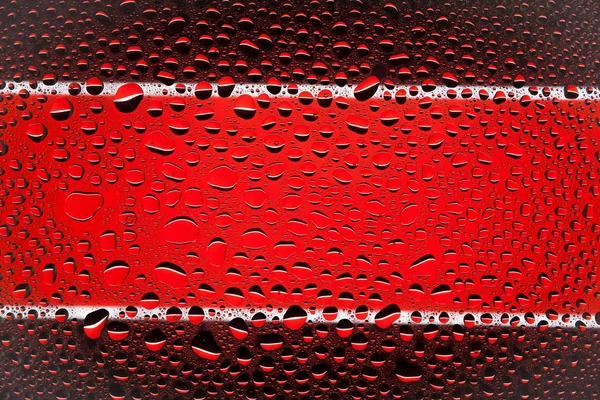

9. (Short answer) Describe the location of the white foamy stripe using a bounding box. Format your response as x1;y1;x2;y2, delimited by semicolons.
1;305;597;329
0;80;597;100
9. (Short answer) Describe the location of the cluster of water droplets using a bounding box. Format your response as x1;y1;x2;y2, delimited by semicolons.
0;0;599;397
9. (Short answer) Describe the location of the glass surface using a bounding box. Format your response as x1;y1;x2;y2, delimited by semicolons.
0;0;598;398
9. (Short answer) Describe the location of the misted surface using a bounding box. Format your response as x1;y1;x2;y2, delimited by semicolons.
0;0;599;399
